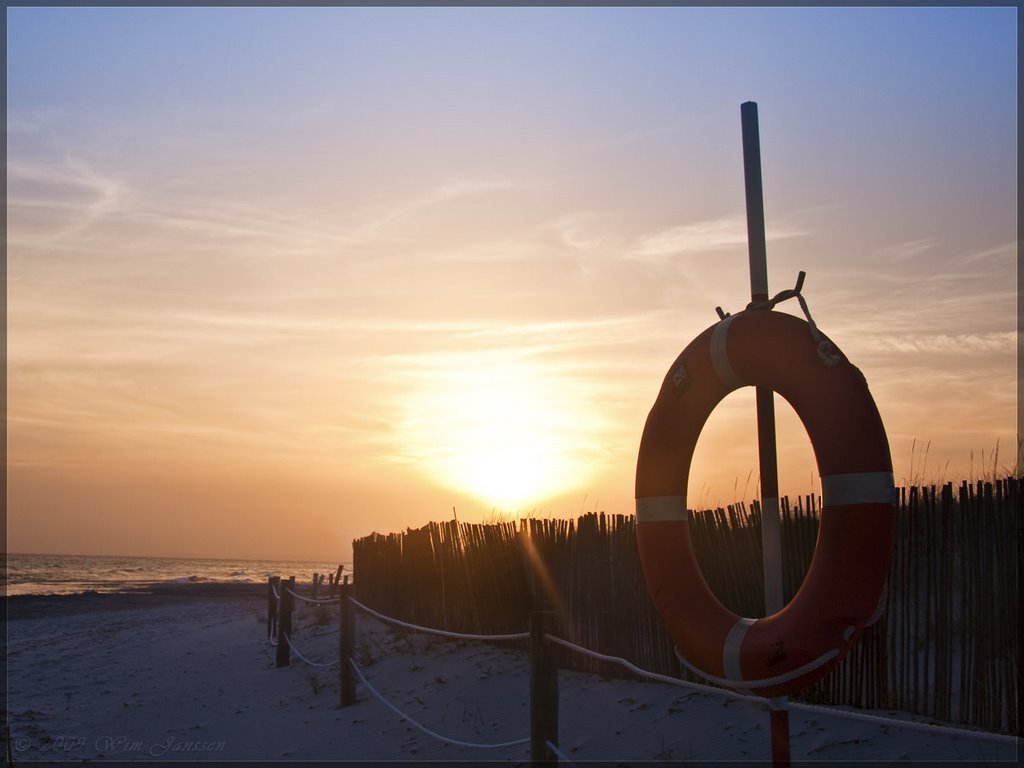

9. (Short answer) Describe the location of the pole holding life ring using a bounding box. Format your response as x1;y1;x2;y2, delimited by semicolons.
635;308;895;699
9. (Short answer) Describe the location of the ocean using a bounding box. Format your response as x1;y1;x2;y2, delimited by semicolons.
2;552;351;596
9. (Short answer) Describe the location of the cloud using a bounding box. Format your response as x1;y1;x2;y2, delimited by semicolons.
7;158;129;242
957;241;1016;267
856;331;1015;356
625;215;807;262
8;127;522;263
355;309;681;371
876;238;937;261
159;310;487;339
352;177;522;239
552;212;610;252
129;199;369;256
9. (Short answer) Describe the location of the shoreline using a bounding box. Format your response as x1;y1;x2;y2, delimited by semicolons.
3;581;269;620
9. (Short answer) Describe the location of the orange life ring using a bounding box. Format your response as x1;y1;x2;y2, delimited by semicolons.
635;309;895;698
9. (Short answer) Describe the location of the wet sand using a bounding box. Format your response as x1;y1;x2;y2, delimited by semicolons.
3;582;266;620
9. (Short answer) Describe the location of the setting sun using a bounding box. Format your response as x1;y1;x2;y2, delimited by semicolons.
398;356;592;510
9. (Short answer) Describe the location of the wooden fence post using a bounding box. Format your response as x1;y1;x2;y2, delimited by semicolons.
340;576;356;707
311;573;320;601
530;611;558;765
276;576;295;668
332;565;344;598
267;576;279;640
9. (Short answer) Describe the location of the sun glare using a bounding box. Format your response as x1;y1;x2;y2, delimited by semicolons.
400;359;590;511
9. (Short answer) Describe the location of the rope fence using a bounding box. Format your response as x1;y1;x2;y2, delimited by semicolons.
546;634;760;703
349;596;529;642
286;587;341;606
282;633;340;669
672;645;840;692
546;739;577;767
265;574;1020;762
349;657;531;750
548;632;1019;746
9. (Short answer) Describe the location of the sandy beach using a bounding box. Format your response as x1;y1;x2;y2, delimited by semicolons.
4;585;1019;765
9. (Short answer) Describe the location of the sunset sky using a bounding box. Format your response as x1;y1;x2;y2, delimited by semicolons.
6;6;1018;561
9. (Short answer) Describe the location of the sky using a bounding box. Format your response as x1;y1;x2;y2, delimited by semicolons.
6;6;1018;561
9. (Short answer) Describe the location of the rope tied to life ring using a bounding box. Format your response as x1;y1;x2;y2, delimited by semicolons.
716;270;844;369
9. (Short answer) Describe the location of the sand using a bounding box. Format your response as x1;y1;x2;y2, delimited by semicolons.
4;585;1019;764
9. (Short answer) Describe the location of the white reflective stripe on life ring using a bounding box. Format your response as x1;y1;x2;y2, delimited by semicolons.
710;315;743;390
722;617;756;682
635;496;688;523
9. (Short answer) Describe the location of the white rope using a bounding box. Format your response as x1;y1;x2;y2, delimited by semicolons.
736;271;843;368
283;633;340;668
271;583;280;600
349;597;529;642
546;635;761;703
286;587;341;605
789;701;1023;745
795;292;843;367
549;635;1020;746
550;639;927;743
545;739;576;765
673;646;839;691
349;658;530;750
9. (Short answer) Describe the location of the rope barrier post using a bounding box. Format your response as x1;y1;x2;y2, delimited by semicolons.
530;611;558;765
340;575;356;707
276;576;295;668
268;576;279;641
742;99;790;768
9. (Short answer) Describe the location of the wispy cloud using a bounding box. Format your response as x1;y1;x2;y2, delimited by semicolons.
957;240;1016;267
7;157;129;242
8;130;522;262
355;308;682;370
351;178;521;239
877;238;937;261
552;212;611;252
856;331;1015;356
6;169;316;276
160;310;488;338
128;197;370;256
625;215;807;262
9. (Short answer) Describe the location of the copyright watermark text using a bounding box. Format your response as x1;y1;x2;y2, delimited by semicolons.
12;734;227;757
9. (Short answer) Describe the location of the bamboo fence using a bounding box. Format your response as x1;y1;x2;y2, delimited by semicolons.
351;478;1021;735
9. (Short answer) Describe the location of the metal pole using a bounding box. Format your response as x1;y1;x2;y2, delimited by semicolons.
741;100;785;614
741;100;790;768
742;102;769;304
